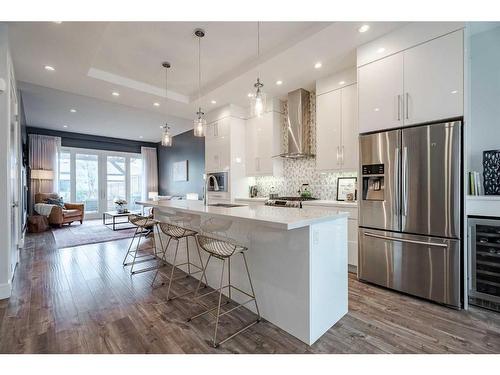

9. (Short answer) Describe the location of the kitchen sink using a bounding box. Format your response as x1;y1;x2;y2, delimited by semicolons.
208;203;246;208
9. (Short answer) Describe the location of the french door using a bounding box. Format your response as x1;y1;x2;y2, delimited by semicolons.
59;147;143;219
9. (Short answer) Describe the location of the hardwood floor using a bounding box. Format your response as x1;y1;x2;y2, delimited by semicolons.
1;230;500;354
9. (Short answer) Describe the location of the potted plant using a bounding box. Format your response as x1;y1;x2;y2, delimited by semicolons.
113;198;128;213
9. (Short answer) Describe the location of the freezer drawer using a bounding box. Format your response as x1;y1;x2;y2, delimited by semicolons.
358;228;461;307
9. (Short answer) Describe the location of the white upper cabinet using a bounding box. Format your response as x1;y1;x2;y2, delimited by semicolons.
358;29;464;133
316;89;342;171
358;53;404;133
316;82;359;172
245;111;282;177
340;84;358;171
403;30;463;125
205;117;230;139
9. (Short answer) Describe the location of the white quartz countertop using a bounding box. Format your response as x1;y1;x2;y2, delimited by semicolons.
235;197;358;208
138;199;348;230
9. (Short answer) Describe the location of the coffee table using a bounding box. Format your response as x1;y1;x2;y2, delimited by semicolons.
102;210;140;231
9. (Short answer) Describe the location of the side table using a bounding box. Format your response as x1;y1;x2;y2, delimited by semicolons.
28;215;50;233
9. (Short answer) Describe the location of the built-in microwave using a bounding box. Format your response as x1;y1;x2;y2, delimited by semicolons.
207;172;228;192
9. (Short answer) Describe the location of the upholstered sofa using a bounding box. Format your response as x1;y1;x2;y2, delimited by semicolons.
34;193;85;227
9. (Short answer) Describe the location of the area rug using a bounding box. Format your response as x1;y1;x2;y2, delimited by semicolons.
52;219;136;249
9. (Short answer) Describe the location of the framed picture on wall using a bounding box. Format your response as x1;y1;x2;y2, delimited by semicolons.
336;177;357;201
173;160;188;182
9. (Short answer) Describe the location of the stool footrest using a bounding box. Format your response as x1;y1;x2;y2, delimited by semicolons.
131;263;166;275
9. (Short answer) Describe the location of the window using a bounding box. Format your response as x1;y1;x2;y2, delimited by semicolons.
58;147;143;217
58;151;71;201
129;157;143;211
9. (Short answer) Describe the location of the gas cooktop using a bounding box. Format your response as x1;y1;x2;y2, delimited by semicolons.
265;196;318;208
273;196;318;201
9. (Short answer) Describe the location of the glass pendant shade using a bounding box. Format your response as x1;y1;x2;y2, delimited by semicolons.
193;108;207;137
251;78;266;117
161;126;172;147
193;109;206;137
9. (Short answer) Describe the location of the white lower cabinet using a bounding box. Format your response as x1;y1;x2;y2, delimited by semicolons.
302;202;358;268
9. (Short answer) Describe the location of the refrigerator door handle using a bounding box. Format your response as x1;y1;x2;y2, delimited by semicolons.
364;232;448;248
402;146;408;217
395;147;400;215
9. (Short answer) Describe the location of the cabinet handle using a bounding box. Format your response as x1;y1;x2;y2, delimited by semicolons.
397;94;401;121
215;123;218;137
341;145;344;165
405;93;409;120
336;146;340;164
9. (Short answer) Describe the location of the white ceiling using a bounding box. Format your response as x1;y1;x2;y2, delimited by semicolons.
8;21;405;141
19;81;192;141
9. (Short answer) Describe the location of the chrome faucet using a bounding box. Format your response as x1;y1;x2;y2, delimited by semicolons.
203;174;219;206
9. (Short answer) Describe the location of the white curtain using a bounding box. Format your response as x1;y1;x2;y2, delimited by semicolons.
28;134;61;211
141;146;158;200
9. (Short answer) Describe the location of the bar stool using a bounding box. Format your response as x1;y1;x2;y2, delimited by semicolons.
152;222;208;301
188;234;261;348
122;214;165;275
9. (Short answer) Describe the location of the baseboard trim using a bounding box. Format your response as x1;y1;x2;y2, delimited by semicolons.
348;264;358;274
0;282;12;300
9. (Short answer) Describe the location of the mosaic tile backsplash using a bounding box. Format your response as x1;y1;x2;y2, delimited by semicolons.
254;93;357;200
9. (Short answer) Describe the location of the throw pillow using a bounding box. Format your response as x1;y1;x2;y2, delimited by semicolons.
46;196;65;208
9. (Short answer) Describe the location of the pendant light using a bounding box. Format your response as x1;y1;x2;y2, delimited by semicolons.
161;61;173;147
193;28;206;137
251;22;266;117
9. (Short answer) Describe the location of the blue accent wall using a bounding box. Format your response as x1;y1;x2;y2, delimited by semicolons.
158;130;205;198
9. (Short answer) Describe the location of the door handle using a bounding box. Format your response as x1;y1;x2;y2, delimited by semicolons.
364;232;448;248
405;93;409;120
394;147;400;215
402;146;408;217
397;94;401;121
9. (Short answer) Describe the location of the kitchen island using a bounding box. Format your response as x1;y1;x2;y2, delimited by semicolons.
138;199;348;345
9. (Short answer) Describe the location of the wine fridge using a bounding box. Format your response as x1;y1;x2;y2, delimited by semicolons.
469;217;500;312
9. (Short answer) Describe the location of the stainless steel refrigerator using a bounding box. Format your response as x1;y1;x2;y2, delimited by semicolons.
358;120;462;308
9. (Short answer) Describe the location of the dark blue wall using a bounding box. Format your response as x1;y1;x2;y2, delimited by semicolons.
26;126;158;154
158;130;205;197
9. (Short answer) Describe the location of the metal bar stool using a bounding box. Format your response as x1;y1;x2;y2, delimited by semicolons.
188;234;261;348
152;222;208;301
122;214;165;275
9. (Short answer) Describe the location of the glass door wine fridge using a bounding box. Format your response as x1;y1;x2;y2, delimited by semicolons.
469;217;500;312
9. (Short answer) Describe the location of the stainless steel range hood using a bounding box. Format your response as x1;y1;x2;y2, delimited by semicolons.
276;88;314;159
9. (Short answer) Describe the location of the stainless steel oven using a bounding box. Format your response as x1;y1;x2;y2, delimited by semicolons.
207;172;228;192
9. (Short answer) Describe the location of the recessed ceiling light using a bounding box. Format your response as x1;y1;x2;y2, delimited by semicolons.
374;108;380;112
247;93;254;98
112;91;120;97
358;24;370;33
139;136;143;139
70;109;77;113
63;125;68;128
44;65;55;71
211;100;217;104
377;47;386;53
451;90;458;94
53;21;63;24
276;80;283;85
314;62;322;69
153;102;160;107
338;81;345;85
